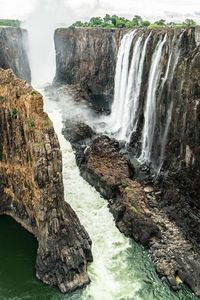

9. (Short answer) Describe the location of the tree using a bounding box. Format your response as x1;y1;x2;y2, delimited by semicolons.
111;15;118;26
132;15;143;26
141;21;151;27
89;17;102;27
104;14;111;23
184;19;197;27
155;19;166;26
71;21;84;27
116;19;126;28
125;21;133;28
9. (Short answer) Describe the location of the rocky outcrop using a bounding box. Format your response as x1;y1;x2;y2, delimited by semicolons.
62;124;200;296
0;27;31;82
56;26;200;296
53;28;123;101
0;69;92;293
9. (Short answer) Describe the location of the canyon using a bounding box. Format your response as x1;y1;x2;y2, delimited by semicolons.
0;64;92;292
0;24;200;298
55;26;200;296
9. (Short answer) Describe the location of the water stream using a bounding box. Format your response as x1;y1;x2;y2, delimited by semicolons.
0;89;197;299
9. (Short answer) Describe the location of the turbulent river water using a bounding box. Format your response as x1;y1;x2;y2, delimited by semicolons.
0;90;197;300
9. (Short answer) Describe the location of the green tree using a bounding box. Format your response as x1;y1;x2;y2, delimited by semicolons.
116;19;126;28
71;21;84;27
90;17;102;27
132;15;143;26
141;20;151;27
155;19;166;26
104;14;111;23
0;19;21;27
184;19;197;27
125;21;133;28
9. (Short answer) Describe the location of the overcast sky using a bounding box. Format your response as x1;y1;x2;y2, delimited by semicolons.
0;0;200;24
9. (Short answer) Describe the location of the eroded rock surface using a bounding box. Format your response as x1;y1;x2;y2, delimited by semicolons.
62;125;200;296
53;28;123;100
0;27;31;82
0;69;92;293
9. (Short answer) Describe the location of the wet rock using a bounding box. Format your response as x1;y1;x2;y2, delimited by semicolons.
62;119;94;144
53;28;124;101
0;69;92;293
144;186;154;193
74;135;160;246
0;27;31;82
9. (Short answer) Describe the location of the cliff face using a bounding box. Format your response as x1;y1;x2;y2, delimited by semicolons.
0;69;92;293
58;27;200;296
54;28;123;100
0;27;31;83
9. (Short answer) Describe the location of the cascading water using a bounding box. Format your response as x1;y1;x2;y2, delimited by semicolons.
107;29;185;172
42;91;197;300
108;30;137;135
156;31;185;172
108;30;151;143
139;34;167;164
0;89;197;299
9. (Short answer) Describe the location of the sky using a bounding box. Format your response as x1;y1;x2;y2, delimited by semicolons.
0;0;199;87
0;0;200;24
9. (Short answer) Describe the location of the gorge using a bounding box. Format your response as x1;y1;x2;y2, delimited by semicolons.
0;23;200;300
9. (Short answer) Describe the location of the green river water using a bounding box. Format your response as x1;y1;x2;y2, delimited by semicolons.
0;92;197;300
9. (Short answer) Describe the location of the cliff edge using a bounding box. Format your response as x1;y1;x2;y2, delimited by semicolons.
0;27;31;83
0;68;92;293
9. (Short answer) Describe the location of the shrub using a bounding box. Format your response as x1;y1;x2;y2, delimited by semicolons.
30;90;39;95
10;108;17;118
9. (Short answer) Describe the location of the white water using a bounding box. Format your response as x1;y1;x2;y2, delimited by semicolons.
108;30;136;136
108;31;152;143
156;31;184;172
40;90;196;300
139;34;167;164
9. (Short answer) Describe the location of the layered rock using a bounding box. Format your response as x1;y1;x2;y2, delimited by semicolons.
56;26;200;296
0;27;31;82
53;28;123;100
0;69;92;293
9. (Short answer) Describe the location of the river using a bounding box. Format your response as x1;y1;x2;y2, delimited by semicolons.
0;90;197;300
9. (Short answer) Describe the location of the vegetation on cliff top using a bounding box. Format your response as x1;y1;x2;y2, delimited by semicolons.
69;14;197;29
0;19;21;27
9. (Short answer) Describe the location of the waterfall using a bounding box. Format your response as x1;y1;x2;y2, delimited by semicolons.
156;31;185;172
139;34;167;164
107;29;185;172
108;31;151;143
108;30;136;135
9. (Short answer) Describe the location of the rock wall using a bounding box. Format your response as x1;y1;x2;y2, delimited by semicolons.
0;27;31;82
58;27;200;297
0;69;92;293
53;28;123;100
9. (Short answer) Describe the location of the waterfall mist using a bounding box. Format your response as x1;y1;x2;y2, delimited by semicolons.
23;0;65;87
23;0;100;87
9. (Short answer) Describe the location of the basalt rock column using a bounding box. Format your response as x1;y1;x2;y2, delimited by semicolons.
0;69;92;293
0;27;31;82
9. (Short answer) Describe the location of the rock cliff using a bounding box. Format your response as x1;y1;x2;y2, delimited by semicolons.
58;26;200;296
0;27;31;82
0;69;92;293
53;28;123;101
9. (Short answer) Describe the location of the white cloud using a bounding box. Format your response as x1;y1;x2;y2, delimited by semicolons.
0;0;200;23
